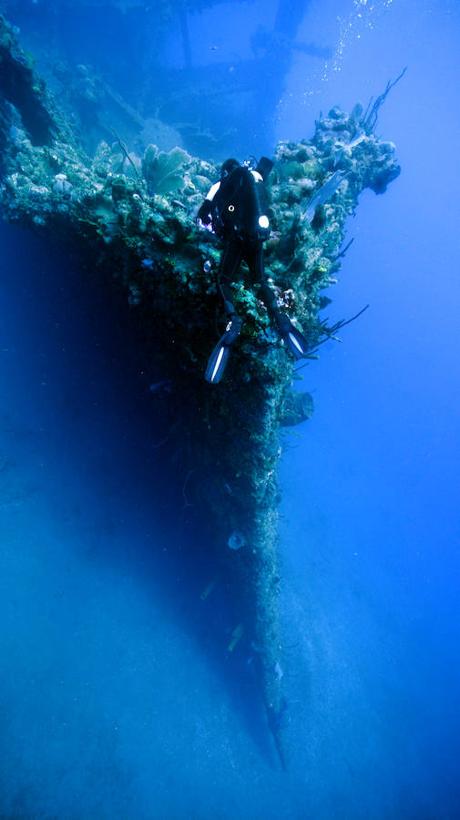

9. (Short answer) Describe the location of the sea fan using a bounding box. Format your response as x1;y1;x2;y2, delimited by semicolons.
142;145;190;196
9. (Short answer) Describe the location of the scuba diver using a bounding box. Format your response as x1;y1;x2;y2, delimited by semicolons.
197;156;309;384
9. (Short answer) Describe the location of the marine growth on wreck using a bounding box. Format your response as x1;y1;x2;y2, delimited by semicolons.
0;14;400;766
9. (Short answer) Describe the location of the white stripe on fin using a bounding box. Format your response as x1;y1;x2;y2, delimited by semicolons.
289;332;303;355
211;346;225;382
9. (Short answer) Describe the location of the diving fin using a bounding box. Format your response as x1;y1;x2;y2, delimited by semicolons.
205;315;242;384
284;325;308;359
276;313;309;360
205;342;231;384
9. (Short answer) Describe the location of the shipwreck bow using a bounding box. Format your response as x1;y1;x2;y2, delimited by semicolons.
0;14;400;768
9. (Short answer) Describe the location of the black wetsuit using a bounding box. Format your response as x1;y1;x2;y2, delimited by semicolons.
216;236;278;319
198;161;277;320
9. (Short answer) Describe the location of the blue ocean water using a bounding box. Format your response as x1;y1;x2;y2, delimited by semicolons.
1;0;459;817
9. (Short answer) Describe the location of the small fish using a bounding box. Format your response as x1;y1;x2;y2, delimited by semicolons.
148;379;171;395
302;170;348;223
227;623;244;652
200;577;217;600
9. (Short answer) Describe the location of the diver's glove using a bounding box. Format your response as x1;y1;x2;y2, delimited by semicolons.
197;201;212;226
205;315;243;384
256;156;274;181
275;313;309;360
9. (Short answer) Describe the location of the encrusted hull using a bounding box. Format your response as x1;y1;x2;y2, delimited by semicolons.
0;14;400;767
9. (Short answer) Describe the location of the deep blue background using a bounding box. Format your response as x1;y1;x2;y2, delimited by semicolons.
1;0;459;817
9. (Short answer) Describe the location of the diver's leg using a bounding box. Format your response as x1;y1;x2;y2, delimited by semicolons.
247;242;309;360
245;240;282;319
217;240;243;317
247;241;279;315
205;241;243;384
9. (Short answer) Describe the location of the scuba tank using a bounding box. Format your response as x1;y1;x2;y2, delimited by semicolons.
211;166;271;241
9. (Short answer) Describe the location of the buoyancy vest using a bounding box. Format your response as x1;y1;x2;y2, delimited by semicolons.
211;167;271;241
